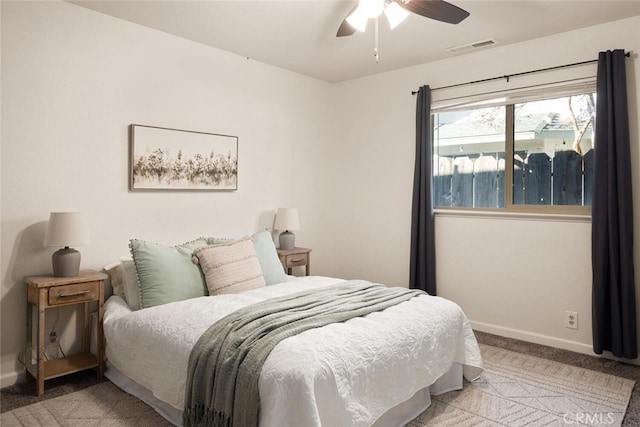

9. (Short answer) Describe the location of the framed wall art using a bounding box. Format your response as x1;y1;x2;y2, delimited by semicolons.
129;124;238;191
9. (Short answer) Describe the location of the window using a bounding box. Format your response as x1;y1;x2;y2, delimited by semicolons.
432;87;595;214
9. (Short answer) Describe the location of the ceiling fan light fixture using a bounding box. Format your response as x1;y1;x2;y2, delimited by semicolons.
384;2;410;29
337;0;470;40
360;0;385;18
346;8;369;32
347;0;385;32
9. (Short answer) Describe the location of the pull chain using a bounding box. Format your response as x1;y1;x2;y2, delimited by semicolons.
374;17;379;63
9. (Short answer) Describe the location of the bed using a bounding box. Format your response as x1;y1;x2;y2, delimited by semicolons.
102;232;483;427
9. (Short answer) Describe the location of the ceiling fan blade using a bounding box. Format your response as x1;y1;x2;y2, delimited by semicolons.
337;19;357;37
336;4;358;37
394;0;469;24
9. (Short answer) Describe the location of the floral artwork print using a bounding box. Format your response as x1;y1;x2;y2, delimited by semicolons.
130;125;238;191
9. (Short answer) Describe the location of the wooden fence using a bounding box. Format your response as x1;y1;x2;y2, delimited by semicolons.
434;149;593;208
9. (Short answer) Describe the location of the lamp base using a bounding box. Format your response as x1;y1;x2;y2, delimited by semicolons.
279;231;295;250
52;247;81;277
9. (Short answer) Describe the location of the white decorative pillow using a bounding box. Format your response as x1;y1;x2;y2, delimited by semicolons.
104;262;127;303
120;257;140;310
193;239;265;295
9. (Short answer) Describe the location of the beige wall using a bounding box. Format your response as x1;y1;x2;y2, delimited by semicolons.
0;1;331;386
322;16;640;357
2;1;639;387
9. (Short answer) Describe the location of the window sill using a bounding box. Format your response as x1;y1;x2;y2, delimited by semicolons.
434;208;591;223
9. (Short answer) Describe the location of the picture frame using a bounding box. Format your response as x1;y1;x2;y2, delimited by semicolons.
129;124;238;191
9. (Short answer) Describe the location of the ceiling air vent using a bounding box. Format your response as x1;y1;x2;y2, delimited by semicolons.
447;38;498;54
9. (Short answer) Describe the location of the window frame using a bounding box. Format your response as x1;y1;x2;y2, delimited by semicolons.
431;85;595;217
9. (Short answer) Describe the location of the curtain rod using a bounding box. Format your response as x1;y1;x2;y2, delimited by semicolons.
411;51;631;95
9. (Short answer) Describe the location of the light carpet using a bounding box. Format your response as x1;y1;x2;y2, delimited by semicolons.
408;344;634;426
2;344;634;427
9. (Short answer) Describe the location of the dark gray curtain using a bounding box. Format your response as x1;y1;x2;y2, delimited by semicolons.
410;86;436;295
592;49;637;359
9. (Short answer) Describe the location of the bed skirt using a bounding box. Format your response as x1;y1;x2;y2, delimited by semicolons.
105;361;463;427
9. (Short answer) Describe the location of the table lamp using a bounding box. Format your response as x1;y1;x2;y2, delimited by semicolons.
274;208;300;250
44;212;90;277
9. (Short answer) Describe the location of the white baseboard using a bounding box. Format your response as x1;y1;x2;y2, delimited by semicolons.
470;320;596;356
1;370;24;389
471;320;640;365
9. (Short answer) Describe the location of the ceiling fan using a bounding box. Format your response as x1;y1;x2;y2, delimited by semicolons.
337;0;470;37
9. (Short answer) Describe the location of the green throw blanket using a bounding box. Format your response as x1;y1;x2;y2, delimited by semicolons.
183;280;424;427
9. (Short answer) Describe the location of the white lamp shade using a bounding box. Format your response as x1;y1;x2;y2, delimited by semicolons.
274;208;300;231
44;212;90;248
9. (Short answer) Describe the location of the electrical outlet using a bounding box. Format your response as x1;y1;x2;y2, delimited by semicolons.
565;311;578;330
45;328;58;345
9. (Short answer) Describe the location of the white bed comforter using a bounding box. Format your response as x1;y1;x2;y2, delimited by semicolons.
104;276;483;427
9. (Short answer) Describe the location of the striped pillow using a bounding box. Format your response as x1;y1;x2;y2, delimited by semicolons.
193;238;265;295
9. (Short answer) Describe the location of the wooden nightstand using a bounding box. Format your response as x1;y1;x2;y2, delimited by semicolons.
25;270;106;396
277;247;312;276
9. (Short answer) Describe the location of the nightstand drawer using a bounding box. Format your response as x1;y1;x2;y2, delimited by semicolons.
285;253;309;267
277;247;311;277
48;281;99;305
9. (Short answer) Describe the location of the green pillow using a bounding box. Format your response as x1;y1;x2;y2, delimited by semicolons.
251;230;288;286
129;238;208;309
206;231;288;286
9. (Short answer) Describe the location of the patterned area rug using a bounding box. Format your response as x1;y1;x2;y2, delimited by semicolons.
409;344;635;426
0;381;172;426
2;344;634;427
